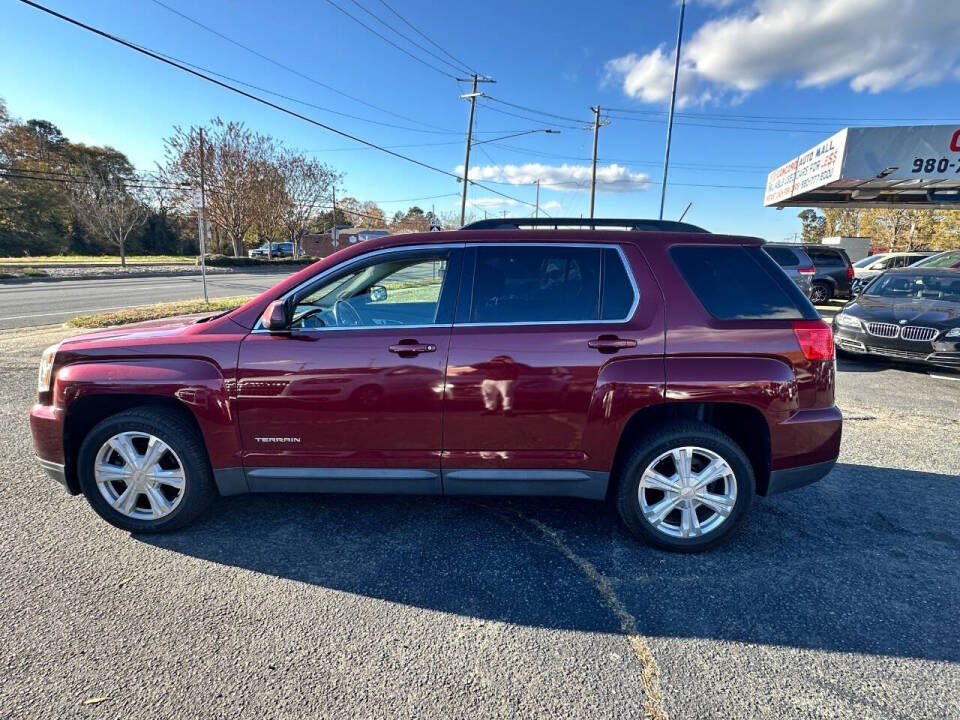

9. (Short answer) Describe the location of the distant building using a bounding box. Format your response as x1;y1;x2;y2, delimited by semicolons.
300;227;390;257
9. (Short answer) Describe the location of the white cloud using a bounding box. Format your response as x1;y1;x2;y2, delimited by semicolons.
541;201;563;212
467;197;519;209
456;162;651;193
605;0;960;106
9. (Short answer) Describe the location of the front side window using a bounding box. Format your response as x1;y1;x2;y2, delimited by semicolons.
466;245;635;323
290;252;449;329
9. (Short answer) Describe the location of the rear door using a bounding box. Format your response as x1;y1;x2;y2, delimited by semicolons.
441;242;663;496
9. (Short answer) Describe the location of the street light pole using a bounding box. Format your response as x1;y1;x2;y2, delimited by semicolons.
535;179;540;218
659;0;686;220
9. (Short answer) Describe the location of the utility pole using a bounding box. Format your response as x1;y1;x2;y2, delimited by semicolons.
589;106;608;218
534;179;540;218
197;128;208;303
457;73;495;226
330;185;338;246
659;0;686;220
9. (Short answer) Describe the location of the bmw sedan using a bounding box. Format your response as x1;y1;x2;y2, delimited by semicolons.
833;268;960;369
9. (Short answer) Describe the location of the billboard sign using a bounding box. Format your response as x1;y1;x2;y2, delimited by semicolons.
764;125;960;208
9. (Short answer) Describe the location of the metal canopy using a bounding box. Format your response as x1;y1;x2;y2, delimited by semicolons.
765;125;960;209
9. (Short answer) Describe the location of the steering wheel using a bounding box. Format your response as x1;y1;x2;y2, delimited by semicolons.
333;298;363;327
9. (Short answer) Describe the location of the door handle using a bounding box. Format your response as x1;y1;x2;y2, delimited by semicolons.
389;341;437;356
588;335;637;353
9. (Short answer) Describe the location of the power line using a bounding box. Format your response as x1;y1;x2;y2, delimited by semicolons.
16;0;536;211
321;0;458;79
374;0;477;76
476;102;584;131
484;96;586;125
487;142;770;172
605;106;960;124
148;0;454;133
345;0;472;77
142;43;464;136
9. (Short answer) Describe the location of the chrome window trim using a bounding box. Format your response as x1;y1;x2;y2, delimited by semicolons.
252;243;464;333
251;240;640;333
458;242;640;327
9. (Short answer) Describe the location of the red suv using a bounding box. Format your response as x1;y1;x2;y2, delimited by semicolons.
30;219;842;551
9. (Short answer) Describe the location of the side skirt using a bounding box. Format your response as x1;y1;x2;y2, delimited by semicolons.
213;467;609;500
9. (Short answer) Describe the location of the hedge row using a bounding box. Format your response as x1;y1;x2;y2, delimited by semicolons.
197;254;318;267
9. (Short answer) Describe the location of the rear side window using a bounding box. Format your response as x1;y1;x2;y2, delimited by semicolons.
806;248;846;266
601;248;635;319
671;245;818;320
465;245;637;323
764;246;800;267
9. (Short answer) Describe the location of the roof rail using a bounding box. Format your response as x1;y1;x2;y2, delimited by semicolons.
461;217;710;233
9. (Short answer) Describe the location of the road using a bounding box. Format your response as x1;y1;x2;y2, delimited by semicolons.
0;325;958;719
0;272;289;330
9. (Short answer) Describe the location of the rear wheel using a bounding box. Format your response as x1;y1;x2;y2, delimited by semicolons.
810;282;832;304
77;407;217;533
615;422;755;552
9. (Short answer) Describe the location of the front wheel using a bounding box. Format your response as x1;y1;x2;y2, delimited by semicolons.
615;422;755;552
77;407;217;533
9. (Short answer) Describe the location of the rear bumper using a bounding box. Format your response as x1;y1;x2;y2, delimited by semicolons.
767;458;836;496
36;457;68;489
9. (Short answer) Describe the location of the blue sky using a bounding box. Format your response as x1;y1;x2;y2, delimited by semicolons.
3;0;959;238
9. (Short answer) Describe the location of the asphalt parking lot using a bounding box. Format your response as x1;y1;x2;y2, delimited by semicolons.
1;313;958;719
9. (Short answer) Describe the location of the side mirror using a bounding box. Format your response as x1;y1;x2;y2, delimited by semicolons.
369;285;388;303
260;299;290;332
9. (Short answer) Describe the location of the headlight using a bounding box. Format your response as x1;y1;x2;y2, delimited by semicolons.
37;343;59;393
835;313;862;330
944;327;960;339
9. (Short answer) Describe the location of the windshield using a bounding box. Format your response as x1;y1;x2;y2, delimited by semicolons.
865;273;960;303
854;254;884;268
912;251;960;268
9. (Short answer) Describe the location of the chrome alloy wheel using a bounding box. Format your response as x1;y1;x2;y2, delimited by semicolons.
94;432;186;520
638;446;737;539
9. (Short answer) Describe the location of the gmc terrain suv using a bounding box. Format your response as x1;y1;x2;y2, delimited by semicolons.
31;218;842;551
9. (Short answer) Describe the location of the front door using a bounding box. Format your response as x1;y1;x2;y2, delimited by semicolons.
236;246;461;493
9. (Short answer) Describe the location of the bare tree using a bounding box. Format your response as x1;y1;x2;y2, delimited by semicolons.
69;166;147;266
162;118;277;257
279;152;339;255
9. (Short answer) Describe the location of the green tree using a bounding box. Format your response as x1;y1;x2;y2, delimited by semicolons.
797;209;825;244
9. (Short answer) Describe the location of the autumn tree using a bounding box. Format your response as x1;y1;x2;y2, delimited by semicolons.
279;152;339;253
162;118;278;257
68;162;148;266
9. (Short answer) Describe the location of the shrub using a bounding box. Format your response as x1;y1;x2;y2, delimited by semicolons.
198;254;316;267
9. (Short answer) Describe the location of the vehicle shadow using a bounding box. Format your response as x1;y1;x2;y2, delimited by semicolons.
138;462;960;663
838;356;959;376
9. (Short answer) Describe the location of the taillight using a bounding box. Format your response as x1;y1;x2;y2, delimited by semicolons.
846;265;855;280
798;265;815;275
793;320;834;361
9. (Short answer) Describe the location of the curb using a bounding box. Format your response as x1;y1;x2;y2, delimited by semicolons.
0;267;297;284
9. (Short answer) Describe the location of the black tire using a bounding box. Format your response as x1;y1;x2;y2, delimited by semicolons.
77;407;217;533
810;282;832;305
615;421;755;552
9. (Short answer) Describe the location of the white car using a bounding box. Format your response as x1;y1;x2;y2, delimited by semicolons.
851;251;937;293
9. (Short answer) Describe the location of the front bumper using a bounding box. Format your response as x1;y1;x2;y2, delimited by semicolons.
834;327;960;368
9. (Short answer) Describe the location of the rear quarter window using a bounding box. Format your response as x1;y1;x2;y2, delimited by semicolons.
764;246;800;267
671;245;819;320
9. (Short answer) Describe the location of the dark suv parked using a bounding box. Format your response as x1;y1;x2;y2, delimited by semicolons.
31;218;842;552
802;244;855;304
763;244;815;298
